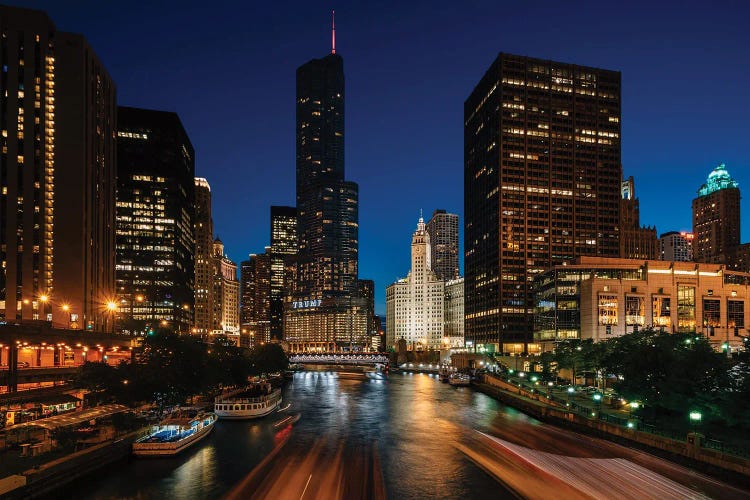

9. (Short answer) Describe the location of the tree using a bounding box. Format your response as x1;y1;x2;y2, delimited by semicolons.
249;343;288;375
74;361;121;401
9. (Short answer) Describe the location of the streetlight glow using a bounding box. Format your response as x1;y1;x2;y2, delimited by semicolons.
107;301;118;311
689;411;702;422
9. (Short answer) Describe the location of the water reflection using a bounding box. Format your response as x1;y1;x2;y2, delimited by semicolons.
77;372;510;499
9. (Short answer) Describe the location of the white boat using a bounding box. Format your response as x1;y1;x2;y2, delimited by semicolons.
449;373;471;387
132;408;216;457
214;383;282;420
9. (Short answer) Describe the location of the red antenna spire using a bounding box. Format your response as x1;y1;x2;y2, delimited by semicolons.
331;10;336;54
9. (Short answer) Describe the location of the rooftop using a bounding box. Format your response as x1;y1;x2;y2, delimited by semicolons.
697;163;739;197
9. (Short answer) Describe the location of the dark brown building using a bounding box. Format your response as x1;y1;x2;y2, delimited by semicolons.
692;164;740;264
194;178;214;336
619;176;658;259
0;6;116;330
240;249;271;346
464;53;621;353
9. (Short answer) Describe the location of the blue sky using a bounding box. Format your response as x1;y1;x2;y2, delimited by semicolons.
23;0;750;314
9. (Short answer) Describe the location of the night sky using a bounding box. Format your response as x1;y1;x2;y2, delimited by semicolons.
20;0;750;315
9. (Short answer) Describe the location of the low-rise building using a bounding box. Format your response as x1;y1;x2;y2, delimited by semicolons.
534;257;749;351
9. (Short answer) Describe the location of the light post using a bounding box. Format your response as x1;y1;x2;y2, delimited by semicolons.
567;386;575;408
689;410;702;431
39;294;49;323
592;393;602;418
106;301;118;334
547;381;554;399
131;294;144;336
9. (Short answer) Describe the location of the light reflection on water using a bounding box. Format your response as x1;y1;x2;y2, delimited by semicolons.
76;371;514;499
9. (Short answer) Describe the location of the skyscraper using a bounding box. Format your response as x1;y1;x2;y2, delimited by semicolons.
425;209;459;281
619;176;658;259
386;216;445;350
0;6;116;330
240;249;271;347
464;54;621;353
116;107;195;334
692;164;740;264
194;178;214;336
212;238;240;342
284;23;367;351
269;206;296;340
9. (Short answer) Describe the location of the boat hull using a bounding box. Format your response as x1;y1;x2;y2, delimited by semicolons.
132;419;215;457
215;390;282;420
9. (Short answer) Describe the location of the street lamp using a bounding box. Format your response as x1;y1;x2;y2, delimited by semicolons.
593;393;602;418
107;301;118;334
567;386;575;408
39;294;50;322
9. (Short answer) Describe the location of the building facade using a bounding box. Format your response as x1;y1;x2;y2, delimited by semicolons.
269;206;296;341
386;217;445;350
444;277;465;348
464;53;621;354
211;238;239;342
619;176;658;259
692;164;740;264
0;7;116;330
425;210;459;281
240;249;271;347
116;107;195;334
284;38;368;350
534;256;749;351
194;178;214;336
660;231;693;262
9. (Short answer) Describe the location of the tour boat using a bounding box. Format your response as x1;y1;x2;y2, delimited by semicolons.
132;408;216;457
449;373;471;387
214;382;282;420
438;367;451;383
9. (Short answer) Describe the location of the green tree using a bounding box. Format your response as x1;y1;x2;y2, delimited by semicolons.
249;343;289;375
73;361;122;402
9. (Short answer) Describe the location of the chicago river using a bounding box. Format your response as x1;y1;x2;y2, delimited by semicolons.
71;373;746;499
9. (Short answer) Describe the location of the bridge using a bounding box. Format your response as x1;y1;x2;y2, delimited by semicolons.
0;324;136;392
289;353;389;366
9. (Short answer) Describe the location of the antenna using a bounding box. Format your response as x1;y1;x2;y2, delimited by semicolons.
331;10;336;54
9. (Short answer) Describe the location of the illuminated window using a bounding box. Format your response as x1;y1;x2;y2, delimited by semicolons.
677;286;695;332
702;299;720;331
625;296;645;326
728;300;744;330
652;296;671;327
598;294;618;325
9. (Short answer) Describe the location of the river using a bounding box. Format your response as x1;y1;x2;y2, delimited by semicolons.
69;372;746;499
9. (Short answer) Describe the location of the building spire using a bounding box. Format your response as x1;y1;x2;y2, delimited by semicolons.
331;10;336;54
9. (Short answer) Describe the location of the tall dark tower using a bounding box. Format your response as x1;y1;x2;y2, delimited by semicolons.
285;15;367;351
464;54;622;354
116;107;195;335
269;206;296;340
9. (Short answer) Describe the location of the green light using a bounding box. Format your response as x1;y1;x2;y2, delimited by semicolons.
627;422;634;429
567;387;575;394
697;163;739;197
629;402;640;409
508;369;514;374
530;376;538;382
689;411;702;422
593;394;602;401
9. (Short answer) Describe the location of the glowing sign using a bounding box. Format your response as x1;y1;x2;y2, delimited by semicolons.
292;299;322;309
